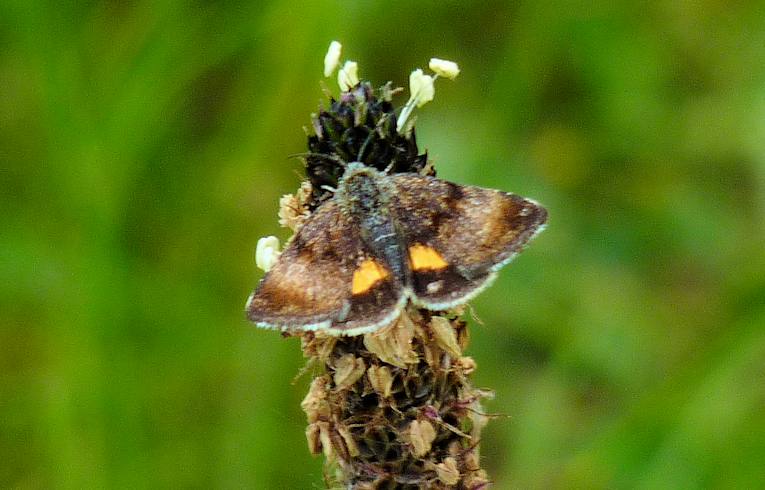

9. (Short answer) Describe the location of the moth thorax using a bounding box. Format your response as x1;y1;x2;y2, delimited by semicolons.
343;171;386;214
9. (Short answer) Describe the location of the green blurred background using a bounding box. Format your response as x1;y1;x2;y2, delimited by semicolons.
3;1;765;488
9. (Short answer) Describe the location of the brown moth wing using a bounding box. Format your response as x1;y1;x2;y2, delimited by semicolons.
246;199;405;335
387;173;548;309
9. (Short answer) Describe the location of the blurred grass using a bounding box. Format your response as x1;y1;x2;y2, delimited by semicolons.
2;1;765;488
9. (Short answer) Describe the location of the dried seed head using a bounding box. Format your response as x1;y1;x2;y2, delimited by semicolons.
317;421;335;461
277;181;312;230
301;332;336;362
407;419;436;457
300;311;491;487
422;336;443;368
333;354;366;390
464;469;491;490
366;364;394;398
305;423;322;455
301;375;330;423
434;456;461;485
337;424;360;458
456;356;477;375
363;312;417;368
430;315;462;357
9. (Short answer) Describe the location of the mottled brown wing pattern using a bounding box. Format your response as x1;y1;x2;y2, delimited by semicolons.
387;173;548;308
246;199;405;334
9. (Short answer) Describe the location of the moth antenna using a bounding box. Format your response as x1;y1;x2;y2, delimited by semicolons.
356;130;375;164
286;152;311;161
288;152;347;168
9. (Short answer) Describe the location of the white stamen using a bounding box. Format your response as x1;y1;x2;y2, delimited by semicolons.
338;61;359;91
429;58;460;79
409;68;435;108
396;69;435;133
256;236;281;272
323;41;342;77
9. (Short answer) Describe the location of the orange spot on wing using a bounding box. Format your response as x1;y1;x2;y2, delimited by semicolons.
352;259;390;295
409;244;448;270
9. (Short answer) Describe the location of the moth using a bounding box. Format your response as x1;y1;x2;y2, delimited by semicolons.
246;162;547;336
